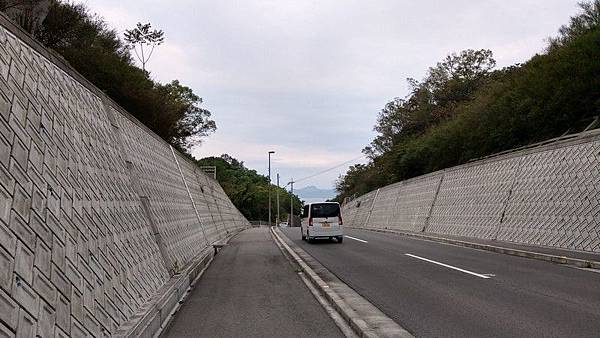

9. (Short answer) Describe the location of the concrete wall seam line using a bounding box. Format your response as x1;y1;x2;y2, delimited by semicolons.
140;196;173;275
194;170;220;236
169;145;209;246
208;187;221;235
210;186;228;236
494;156;524;240
363;188;381;227
103;101;173;274
422;172;445;233
386;183;403;228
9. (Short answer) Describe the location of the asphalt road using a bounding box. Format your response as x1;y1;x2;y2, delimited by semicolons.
281;227;600;337
163;227;343;338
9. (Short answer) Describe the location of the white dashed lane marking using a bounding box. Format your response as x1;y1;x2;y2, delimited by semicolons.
405;253;493;279
345;235;368;243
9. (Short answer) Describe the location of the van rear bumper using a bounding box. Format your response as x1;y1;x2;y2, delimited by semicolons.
308;228;343;238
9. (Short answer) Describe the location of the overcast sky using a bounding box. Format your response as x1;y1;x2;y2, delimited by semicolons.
86;0;581;192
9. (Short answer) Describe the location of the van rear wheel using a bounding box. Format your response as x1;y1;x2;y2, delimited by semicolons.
301;231;306;241
307;230;313;243
337;236;343;243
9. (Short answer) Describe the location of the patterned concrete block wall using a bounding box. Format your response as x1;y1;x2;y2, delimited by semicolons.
389;173;443;232
427;157;521;239
343;190;377;228
342;131;600;253
495;140;600;250
185;165;220;244
343;173;443;233
364;183;401;229
195;172;228;240
0;17;249;338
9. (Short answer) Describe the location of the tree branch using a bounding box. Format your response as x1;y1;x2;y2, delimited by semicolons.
132;45;142;66
146;43;156;62
140;43;145;70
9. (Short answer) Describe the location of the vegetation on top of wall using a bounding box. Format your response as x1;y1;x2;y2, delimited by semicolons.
334;1;600;202
2;0;216;151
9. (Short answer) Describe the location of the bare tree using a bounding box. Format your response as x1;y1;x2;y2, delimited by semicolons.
124;22;164;72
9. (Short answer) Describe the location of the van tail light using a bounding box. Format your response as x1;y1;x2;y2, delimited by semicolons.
309;217;313;226
338;214;343;225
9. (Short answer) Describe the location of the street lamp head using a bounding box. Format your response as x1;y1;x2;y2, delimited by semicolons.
268;151;275;154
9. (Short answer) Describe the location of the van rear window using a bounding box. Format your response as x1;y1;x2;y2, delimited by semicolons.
311;203;340;218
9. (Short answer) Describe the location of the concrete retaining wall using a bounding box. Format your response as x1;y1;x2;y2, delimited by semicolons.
342;131;600;253
0;15;249;337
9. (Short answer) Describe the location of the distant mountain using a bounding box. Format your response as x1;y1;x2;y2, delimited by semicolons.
295;186;336;203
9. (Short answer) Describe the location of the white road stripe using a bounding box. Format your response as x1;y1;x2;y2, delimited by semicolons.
405;253;492;279
345;235;368;243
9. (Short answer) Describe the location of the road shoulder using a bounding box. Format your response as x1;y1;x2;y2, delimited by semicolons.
273;227;413;338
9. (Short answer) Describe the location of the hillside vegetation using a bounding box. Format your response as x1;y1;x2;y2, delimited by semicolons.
195;155;302;221
335;1;600;202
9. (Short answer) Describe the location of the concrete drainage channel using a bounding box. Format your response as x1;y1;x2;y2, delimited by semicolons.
271;227;413;338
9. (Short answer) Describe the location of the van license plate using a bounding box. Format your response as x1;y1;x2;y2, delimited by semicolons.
321;222;330;227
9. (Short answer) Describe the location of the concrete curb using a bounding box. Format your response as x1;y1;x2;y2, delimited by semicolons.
349;227;600;270
269;229;358;338
114;230;243;337
271;227;413;338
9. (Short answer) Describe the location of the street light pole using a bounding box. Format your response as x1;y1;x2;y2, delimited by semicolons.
289;178;294;226
268;151;275;226
276;173;280;226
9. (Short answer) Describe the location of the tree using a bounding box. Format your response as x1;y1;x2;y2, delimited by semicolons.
409;49;496;112
124;22;164;72
549;0;600;50
363;97;407;158
364;49;496;159
158;80;217;149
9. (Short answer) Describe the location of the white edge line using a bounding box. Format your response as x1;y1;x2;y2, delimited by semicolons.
405;253;492;279
346;235;368;243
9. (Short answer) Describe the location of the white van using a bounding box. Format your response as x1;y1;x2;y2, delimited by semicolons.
301;202;343;243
